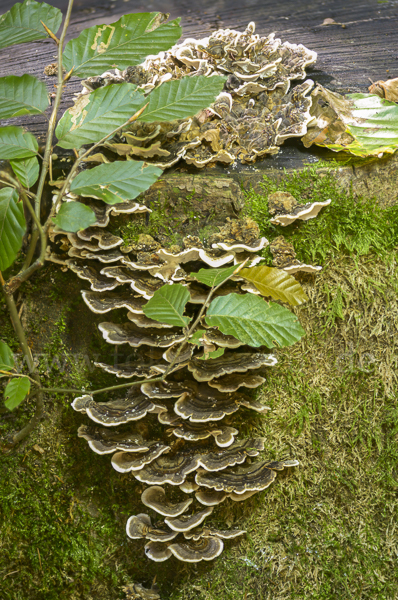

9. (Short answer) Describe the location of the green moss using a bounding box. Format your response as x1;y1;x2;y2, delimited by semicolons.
245;164;398;265
110;193;217;249
170;254;398;600
1;166;397;600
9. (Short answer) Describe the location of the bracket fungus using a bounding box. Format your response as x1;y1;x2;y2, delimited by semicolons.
111;444;171;473
183;526;245;540
195;459;299;494
61;189;309;562
141;486;193;517
144;537;225;563
168;421;239;448
123;582;161;600
168;537;224;562
164;506;214;532
77;425;150;455
72;392;168;426
268;192;331;226
270;235;322;273
68;21;317;168
126;513;178;542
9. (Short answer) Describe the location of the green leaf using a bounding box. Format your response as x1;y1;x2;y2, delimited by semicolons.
0;341;14;371
199;347;225;360
10;156;40;188
0;74;49;119
190;263;239;288
0;0;62;50
240;266;308;306
0;126;38;160
4;377;30;411
205;293;305;348
0;187;26;271
56;83;146;149
188;330;206;346
70;161;162;205
345;94;398;156
53;202;97;233
63;12;182;78
138;76;226;123
143;284;191;327
302;85;398;157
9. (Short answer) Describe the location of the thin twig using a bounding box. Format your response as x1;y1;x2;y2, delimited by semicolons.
0;370;39;385
0;173;48;295
42;103;149;235
1;289;44;444
37;548;43;573
23;0;75;270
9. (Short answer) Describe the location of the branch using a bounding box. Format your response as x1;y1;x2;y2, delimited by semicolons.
1;286;44;445
0;172;48;295
0;370;39;385
24;0;75;270
42;103;149;235
0;0;75;444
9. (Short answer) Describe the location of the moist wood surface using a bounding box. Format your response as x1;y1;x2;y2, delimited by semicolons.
1;0;398;177
1;0;397;139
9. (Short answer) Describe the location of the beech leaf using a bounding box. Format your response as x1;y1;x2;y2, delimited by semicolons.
240;266;308;306
199;348;225;360
205;293;305;348
190;263;239;288
0;126;38;160
56;83;146;149
0;0;62;50
303;84;398;157
63;12;182;78
53;203;97;233
10;156;40;188
138;76;227;123
0;341;14;371
70;161;162;205
0;74;49;119
0;187;26;271
188;330;206;346
143;284;191;327
4;377;30;411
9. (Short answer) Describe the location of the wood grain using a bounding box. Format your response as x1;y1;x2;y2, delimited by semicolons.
0;0;397;144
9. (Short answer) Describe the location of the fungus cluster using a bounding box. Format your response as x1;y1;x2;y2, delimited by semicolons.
51;209;302;563
76;22;317;166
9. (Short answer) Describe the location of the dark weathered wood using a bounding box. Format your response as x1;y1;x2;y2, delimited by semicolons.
1;0;397;142
1;0;398;196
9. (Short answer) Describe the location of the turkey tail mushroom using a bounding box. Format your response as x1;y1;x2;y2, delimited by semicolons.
61;184;306;563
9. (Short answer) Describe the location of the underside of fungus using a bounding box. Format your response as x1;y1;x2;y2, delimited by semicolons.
57;213;304;563
70;21;317;167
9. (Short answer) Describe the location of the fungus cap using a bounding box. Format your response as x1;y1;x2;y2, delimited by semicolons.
141;486;193;517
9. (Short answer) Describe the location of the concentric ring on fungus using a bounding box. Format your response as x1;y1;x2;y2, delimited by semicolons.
69;21;317;168
62;194;306;562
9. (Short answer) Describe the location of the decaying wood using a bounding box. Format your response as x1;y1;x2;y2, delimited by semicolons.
0;0;397;141
1;0;398;204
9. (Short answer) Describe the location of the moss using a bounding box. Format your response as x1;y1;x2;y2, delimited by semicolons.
170;254;398;600
1;165;398;599
244;164;398;265
109;193;220;249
